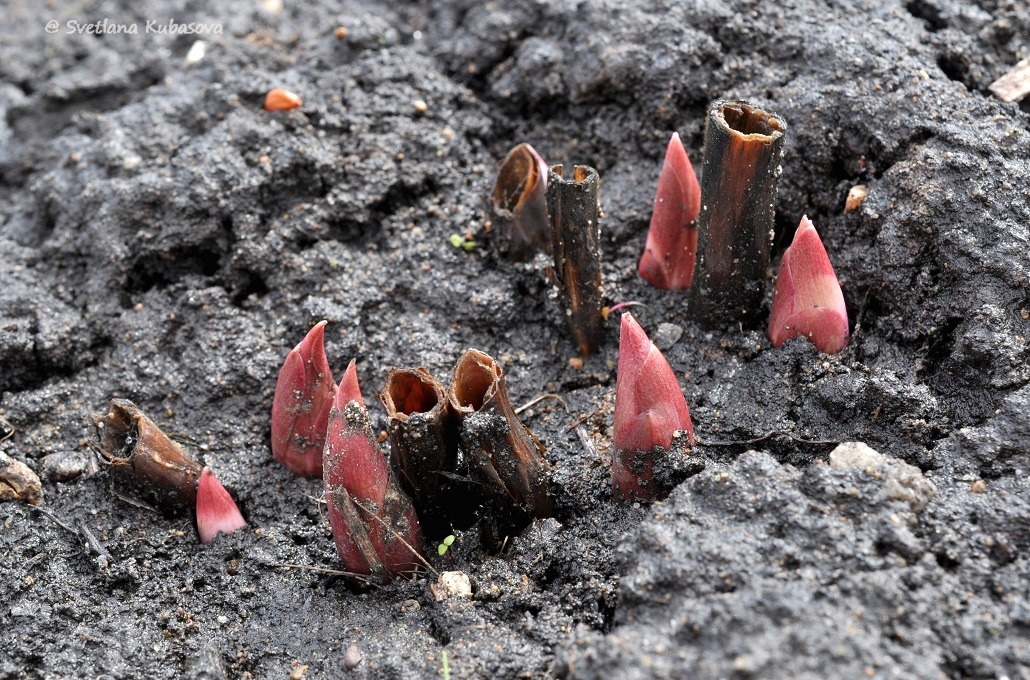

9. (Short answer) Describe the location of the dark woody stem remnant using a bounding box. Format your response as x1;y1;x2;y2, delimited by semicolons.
547;164;603;358
490;143;551;261
690;100;787;325
380;368;459;538
94;399;203;509
448;349;553;543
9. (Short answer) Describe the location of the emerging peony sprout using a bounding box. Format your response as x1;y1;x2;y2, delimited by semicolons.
323;362;426;584
490;143;551;261
638;132;702;290
612;313;695;502
768;216;849;354
196;468;247;543
338;359;364;407
271;322;336;479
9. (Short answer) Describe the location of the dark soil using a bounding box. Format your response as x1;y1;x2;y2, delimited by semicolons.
2;0;1028;678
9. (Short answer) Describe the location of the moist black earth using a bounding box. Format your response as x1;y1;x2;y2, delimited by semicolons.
1;0;1029;678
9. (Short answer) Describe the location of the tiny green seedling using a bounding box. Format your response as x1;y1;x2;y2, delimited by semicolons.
442;649;451;680
437;534;455;556
448;234;477;252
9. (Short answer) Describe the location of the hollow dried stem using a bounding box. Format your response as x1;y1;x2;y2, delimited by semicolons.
548;164;603;357
690;100;787;325
448;349;553;542
93;399;202;509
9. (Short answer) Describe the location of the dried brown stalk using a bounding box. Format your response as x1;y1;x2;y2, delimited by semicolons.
690;100;787;325
547;164;603;357
93;399;202;508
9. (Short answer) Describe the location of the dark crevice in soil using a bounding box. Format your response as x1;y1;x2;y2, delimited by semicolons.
904;0;948;31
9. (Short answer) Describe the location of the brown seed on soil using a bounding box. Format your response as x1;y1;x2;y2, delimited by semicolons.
264;88;302;111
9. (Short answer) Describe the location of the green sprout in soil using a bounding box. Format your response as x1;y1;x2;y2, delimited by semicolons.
437;534;455;557
449;233;478;252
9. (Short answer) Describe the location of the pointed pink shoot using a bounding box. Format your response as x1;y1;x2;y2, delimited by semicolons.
324;371;388;508
638;132;701;290
323;367;425;581
337;360;365;408
271;321;336;479
613;313;694;501
768;216;849;354
614;313;695;451
196;468;246;543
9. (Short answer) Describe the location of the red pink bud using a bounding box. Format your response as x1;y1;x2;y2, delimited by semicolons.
638;133;701;290
196;467;246;543
612;313;694;502
338;359;364;407
768;216;849;354
323;364;425;583
271;322;336;479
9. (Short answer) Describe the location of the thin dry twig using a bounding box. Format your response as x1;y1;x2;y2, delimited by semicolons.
0;417;14;444
515;393;569;415
269;562;376;586
566;405;602;432
108;482;159;513
351;498;439;577
28;505;78;534
77;521;113;565
701;430;839;447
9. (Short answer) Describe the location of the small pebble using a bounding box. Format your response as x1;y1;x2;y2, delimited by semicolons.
652;323;684;350
845;184;868;212
971;479;986;494
344;645;362;670
40;450;92;482
431;571;472;601
413;99;428;113
184;40;207;65
334;27;349;39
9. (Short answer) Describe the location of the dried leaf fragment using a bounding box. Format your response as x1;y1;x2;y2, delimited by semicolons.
0;451;42;506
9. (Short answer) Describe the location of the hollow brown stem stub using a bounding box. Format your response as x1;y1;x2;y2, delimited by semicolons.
93;399;203;509
690;100;787;326
547;164;603;357
448;349;553;542
380;368;460;537
490;143;551;260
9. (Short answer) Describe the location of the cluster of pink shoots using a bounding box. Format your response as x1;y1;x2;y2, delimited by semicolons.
638;133;850;354
271;322;424;582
